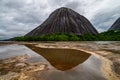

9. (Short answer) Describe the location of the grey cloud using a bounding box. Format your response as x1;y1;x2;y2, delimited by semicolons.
0;0;48;39
92;6;120;32
0;0;120;39
5;1;25;9
13;13;41;24
64;1;85;14
65;1;80;9
48;0;66;6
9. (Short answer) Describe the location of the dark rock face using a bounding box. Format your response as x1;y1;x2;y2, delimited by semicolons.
109;17;120;31
26;7;98;36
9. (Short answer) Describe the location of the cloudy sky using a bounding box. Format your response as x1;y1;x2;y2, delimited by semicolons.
0;0;120;40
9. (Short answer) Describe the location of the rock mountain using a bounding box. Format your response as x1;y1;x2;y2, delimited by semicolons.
109;17;120;31
26;7;98;36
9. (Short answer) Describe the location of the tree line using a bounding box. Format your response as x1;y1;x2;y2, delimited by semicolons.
13;30;120;41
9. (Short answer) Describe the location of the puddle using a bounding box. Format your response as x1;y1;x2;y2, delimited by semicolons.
40;55;106;80
25;44;91;70
25;44;106;80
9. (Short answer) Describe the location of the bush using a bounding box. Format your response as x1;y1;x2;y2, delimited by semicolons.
13;30;120;41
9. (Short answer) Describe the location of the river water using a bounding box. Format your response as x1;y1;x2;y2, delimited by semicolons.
0;42;107;80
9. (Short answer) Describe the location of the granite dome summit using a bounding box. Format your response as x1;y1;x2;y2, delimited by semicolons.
26;7;98;36
109;17;120;31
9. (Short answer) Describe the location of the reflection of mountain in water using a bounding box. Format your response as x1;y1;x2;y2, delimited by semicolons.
25;44;91;71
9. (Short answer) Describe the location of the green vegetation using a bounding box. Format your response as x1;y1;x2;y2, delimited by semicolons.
13;30;120;41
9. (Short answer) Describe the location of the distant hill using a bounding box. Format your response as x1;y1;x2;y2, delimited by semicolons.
25;7;98;37
109;17;120;31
